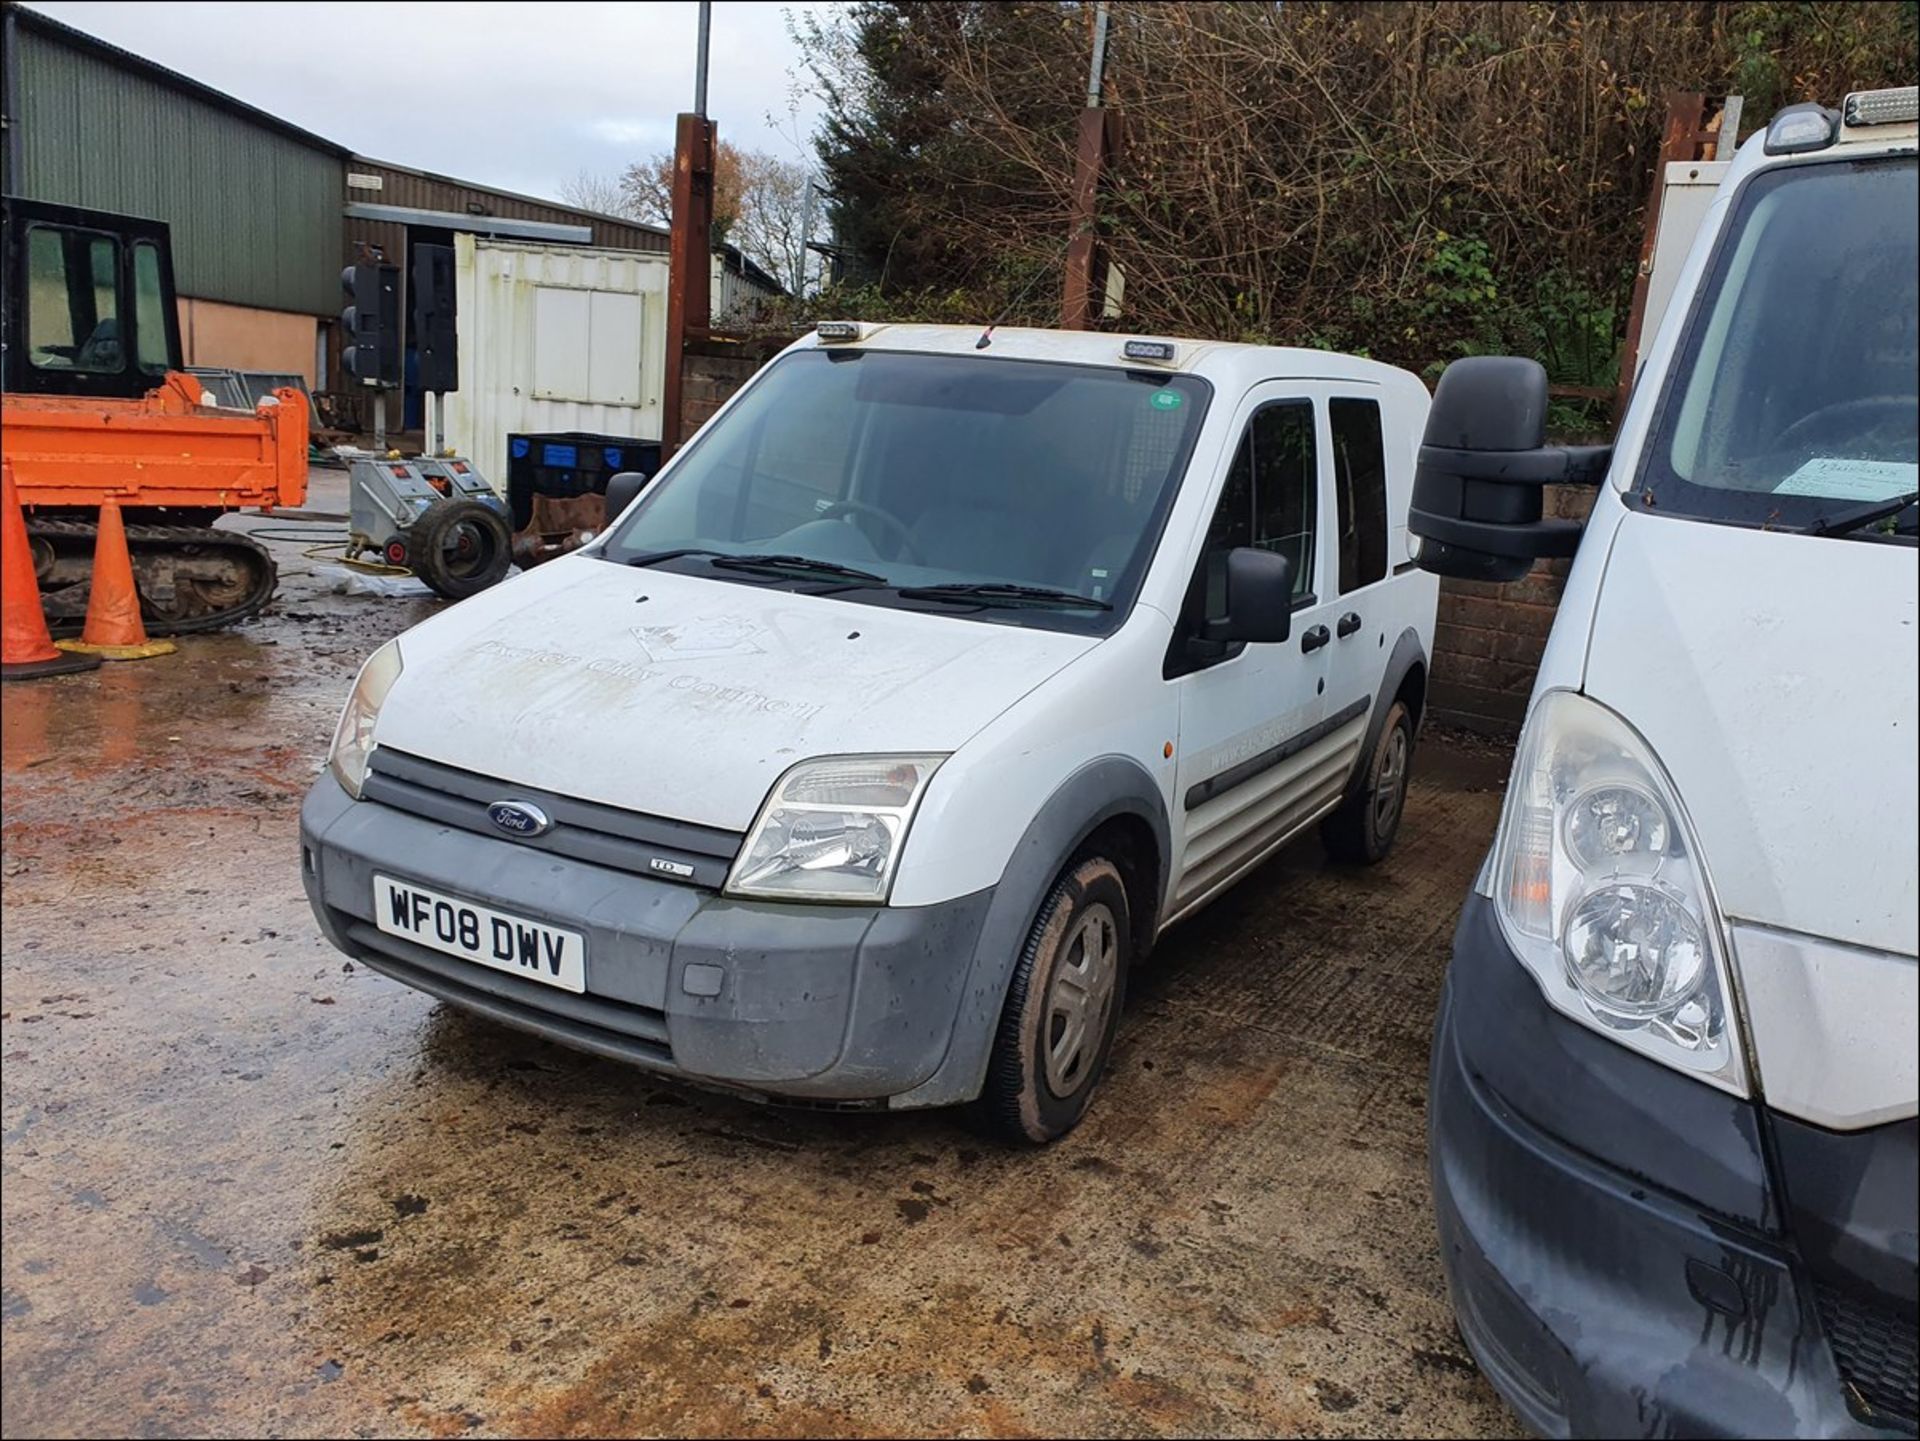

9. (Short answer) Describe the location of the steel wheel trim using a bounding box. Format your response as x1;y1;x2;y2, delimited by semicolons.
1374;725;1409;833
1043;901;1120;1097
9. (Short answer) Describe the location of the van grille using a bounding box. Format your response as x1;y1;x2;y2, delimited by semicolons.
363;748;742;890
1817;1282;1918;1427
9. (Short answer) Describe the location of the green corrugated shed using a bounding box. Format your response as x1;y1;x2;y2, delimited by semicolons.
4;8;345;316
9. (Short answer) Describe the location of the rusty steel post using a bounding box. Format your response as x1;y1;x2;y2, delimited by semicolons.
1061;0;1116;331
1613;92;1708;421
662;111;716;458
1061;109;1110;331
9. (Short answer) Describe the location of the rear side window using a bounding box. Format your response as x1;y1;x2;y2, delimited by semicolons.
1330;397;1388;592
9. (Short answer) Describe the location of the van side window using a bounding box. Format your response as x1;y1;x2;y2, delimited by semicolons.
1249;401;1316;594
1330;397;1388;592
26;227;122;373
1200;401;1316;619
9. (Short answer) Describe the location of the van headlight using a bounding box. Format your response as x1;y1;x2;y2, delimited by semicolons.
726;754;945;903
1490;690;1748;1094
327;640;403;800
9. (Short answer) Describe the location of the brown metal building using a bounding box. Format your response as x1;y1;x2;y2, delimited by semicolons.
343;157;668;266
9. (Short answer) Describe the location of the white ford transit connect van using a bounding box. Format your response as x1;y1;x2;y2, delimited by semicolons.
1411;89;1918;1435
302;325;1438;1141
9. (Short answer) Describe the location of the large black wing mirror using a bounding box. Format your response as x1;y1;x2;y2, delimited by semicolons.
1203;547;1294;644
1409;357;1613;582
604;470;652;518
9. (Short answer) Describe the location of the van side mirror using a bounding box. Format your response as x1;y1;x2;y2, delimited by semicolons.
1408;356;1613;582
1203;547;1294;644
605;470;651;517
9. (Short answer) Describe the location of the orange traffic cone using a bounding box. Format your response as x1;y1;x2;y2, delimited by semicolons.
54;497;176;662
2;464;101;681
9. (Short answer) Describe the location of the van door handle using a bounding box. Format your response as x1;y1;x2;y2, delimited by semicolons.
1300;625;1331;654
1337;612;1362;639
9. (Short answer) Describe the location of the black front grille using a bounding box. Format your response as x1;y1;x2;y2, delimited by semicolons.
364;748;742;890
1818;1282;1919;1427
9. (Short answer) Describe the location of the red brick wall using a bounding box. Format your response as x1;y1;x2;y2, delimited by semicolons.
1428;485;1598;734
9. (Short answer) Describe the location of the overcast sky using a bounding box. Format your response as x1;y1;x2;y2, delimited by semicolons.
28;1;839;204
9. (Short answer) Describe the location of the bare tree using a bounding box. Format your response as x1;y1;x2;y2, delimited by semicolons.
556;169;644;220
612;143;809;290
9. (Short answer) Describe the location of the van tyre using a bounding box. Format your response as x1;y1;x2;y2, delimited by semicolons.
976;857;1130;1145
406;498;512;601
1322;699;1414;865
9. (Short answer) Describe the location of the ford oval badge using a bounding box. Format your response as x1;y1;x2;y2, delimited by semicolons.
486;800;552;838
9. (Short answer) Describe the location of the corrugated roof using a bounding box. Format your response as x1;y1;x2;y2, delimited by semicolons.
9;3;351;156
354;156;670;241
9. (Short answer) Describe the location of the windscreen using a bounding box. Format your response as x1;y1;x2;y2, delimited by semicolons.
601;348;1212;632
1640;156;1917;537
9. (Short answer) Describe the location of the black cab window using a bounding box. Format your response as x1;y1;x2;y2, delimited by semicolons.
132;242;171;375
1330;397;1389;592
26;227;122;374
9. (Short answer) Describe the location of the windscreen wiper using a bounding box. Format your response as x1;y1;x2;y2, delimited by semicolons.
1797;489;1920;537
709;553;888;584
895;581;1113;611
624;547;724;567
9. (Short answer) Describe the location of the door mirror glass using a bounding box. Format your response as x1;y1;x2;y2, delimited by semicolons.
1203;546;1294;644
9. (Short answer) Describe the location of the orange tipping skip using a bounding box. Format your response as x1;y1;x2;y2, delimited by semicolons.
2;372;309;512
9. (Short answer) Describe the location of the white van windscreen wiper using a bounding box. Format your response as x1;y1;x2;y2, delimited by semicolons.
624;547;725;566
1796;489;1920;537
895;581;1113;611
622;548;886;584
709;553;888;584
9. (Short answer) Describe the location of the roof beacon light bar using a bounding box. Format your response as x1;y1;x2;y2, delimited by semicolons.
1843;85;1919;129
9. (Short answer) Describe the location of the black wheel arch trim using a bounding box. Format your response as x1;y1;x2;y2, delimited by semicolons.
1345;626;1428;803
885;754;1170;1110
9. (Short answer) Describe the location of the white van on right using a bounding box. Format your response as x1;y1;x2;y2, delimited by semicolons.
1410;89;1917;1436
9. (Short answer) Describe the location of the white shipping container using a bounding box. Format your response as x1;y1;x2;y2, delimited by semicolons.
446;234;670;492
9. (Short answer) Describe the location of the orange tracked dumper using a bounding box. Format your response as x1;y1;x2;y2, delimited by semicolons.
2;196;308;636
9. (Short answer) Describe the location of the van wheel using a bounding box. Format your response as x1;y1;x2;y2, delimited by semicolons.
975;857;1130;1145
1322;700;1414;865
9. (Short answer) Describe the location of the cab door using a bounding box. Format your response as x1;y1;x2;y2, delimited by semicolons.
1164;386;1349;922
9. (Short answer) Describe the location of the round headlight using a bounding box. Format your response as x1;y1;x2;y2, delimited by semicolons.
1562;880;1707;1017
1563;783;1670;870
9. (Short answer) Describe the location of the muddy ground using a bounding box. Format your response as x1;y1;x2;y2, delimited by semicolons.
2;478;1523;1440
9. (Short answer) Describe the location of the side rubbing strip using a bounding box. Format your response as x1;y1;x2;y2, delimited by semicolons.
1184;698;1371;812
1393;559;1420;576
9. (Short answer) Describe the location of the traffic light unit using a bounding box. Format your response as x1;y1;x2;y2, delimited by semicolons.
340;263;401;388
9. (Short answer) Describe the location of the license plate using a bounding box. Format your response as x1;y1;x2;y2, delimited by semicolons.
373;876;586;993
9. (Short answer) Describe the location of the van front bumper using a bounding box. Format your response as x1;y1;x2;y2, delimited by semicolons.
300;773;994;1105
1430;892;1916;1439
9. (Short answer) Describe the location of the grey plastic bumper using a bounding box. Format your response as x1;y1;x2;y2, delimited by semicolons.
1430;891;1908;1439
300;773;994;1105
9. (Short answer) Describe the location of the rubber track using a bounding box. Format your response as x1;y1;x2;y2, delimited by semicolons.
28;519;279;637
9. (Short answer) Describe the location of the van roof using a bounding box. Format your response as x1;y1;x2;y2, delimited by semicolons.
797;323;1425;391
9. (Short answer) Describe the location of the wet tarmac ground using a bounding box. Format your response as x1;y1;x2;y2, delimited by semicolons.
2;492;1524;1439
